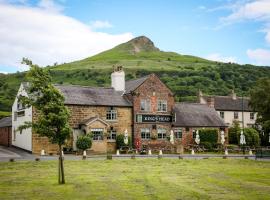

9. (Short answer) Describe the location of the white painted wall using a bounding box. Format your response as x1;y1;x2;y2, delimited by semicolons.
217;110;256;128
12;83;32;152
111;70;125;91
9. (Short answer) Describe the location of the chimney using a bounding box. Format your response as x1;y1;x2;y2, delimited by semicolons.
111;66;125;91
207;97;215;108
197;90;206;104
230;90;237;100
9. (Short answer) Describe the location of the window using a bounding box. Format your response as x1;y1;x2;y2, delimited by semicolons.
157;100;167;112
141;128;150;140
174;129;182;139
220;111;224;119
250;112;254;120
17;97;26;111
157;128;167;139
106;107;117;120
107;130;116;141
91;128;103;140
17;110;25;117
140;99;151;111
234;112;239;119
192;129;197;139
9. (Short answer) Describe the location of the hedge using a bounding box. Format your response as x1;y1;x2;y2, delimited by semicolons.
199;129;218;144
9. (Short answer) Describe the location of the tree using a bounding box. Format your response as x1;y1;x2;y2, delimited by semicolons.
250;78;270;145
18;58;71;184
76;135;92;152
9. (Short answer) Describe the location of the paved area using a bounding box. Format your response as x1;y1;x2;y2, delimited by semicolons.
0;145;269;162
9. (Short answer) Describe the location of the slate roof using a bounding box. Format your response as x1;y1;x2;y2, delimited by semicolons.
173;103;227;127
0;116;12;128
55;85;132;107
204;96;253;111
125;75;150;93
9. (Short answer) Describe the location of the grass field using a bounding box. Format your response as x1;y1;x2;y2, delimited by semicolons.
0;159;270;200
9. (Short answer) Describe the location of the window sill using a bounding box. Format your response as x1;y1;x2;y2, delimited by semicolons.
107;140;116;142
106;120;118;122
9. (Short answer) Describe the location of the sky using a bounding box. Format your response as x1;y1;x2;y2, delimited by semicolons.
1;0;270;74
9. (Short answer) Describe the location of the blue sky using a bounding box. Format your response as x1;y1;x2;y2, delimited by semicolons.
1;0;270;73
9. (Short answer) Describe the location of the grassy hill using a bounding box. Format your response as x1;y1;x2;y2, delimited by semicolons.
1;36;270;118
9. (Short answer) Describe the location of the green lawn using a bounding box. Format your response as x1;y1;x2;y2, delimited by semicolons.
0;159;270;200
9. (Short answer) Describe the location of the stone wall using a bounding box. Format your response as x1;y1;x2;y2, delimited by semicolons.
0;126;12;147
32;105;132;154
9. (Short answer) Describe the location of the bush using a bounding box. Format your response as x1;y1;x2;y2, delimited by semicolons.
243;128;260;147
229;123;260;146
201;141;213;151
76;135;92;151
116;134;131;149
199;129;218;144
229;121;241;144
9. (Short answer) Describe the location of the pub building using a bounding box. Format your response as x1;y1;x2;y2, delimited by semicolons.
11;66;227;154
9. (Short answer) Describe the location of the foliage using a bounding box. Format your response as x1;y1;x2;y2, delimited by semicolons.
229;121;241;144
199;129;218;144
250;78;270;145
0;111;10;119
243;128;260;147
116;134;131;149
200;141;213;151
1;39;270;114
76;135;92;151
18;58;71;184
229;122;260;146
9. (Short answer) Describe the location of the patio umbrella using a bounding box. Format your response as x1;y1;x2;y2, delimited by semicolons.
124;129;128;145
195;130;200;145
170;130;174;144
220;130;225;145
240;130;246;145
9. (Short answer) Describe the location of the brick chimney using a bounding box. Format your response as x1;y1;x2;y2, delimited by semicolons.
111;66;125;91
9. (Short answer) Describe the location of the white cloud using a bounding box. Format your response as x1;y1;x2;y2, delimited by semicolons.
37;0;64;13
0;2;133;71
0;71;8;74
247;48;270;65
221;0;270;23
205;53;237;63
90;20;113;29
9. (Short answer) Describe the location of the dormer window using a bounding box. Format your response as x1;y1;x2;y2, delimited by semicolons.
106;107;117;121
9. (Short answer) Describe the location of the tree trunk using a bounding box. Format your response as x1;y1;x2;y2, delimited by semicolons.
58;144;65;184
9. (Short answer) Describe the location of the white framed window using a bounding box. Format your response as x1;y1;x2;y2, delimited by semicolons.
106;107;117;120
250;112;254;120
91;128;103;141
220;111;224;119
157;128;167;139
174;129;182;139
157;100;167;112
234;112;239;119
141;128;150;140
107;130;116;141
140;99;151;111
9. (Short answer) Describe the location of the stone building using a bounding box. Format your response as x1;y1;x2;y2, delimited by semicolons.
198;90;257;128
12;67;227;154
0;116;12;147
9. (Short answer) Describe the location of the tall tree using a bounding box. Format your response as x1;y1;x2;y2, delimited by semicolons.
18;58;71;184
250;78;270;145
